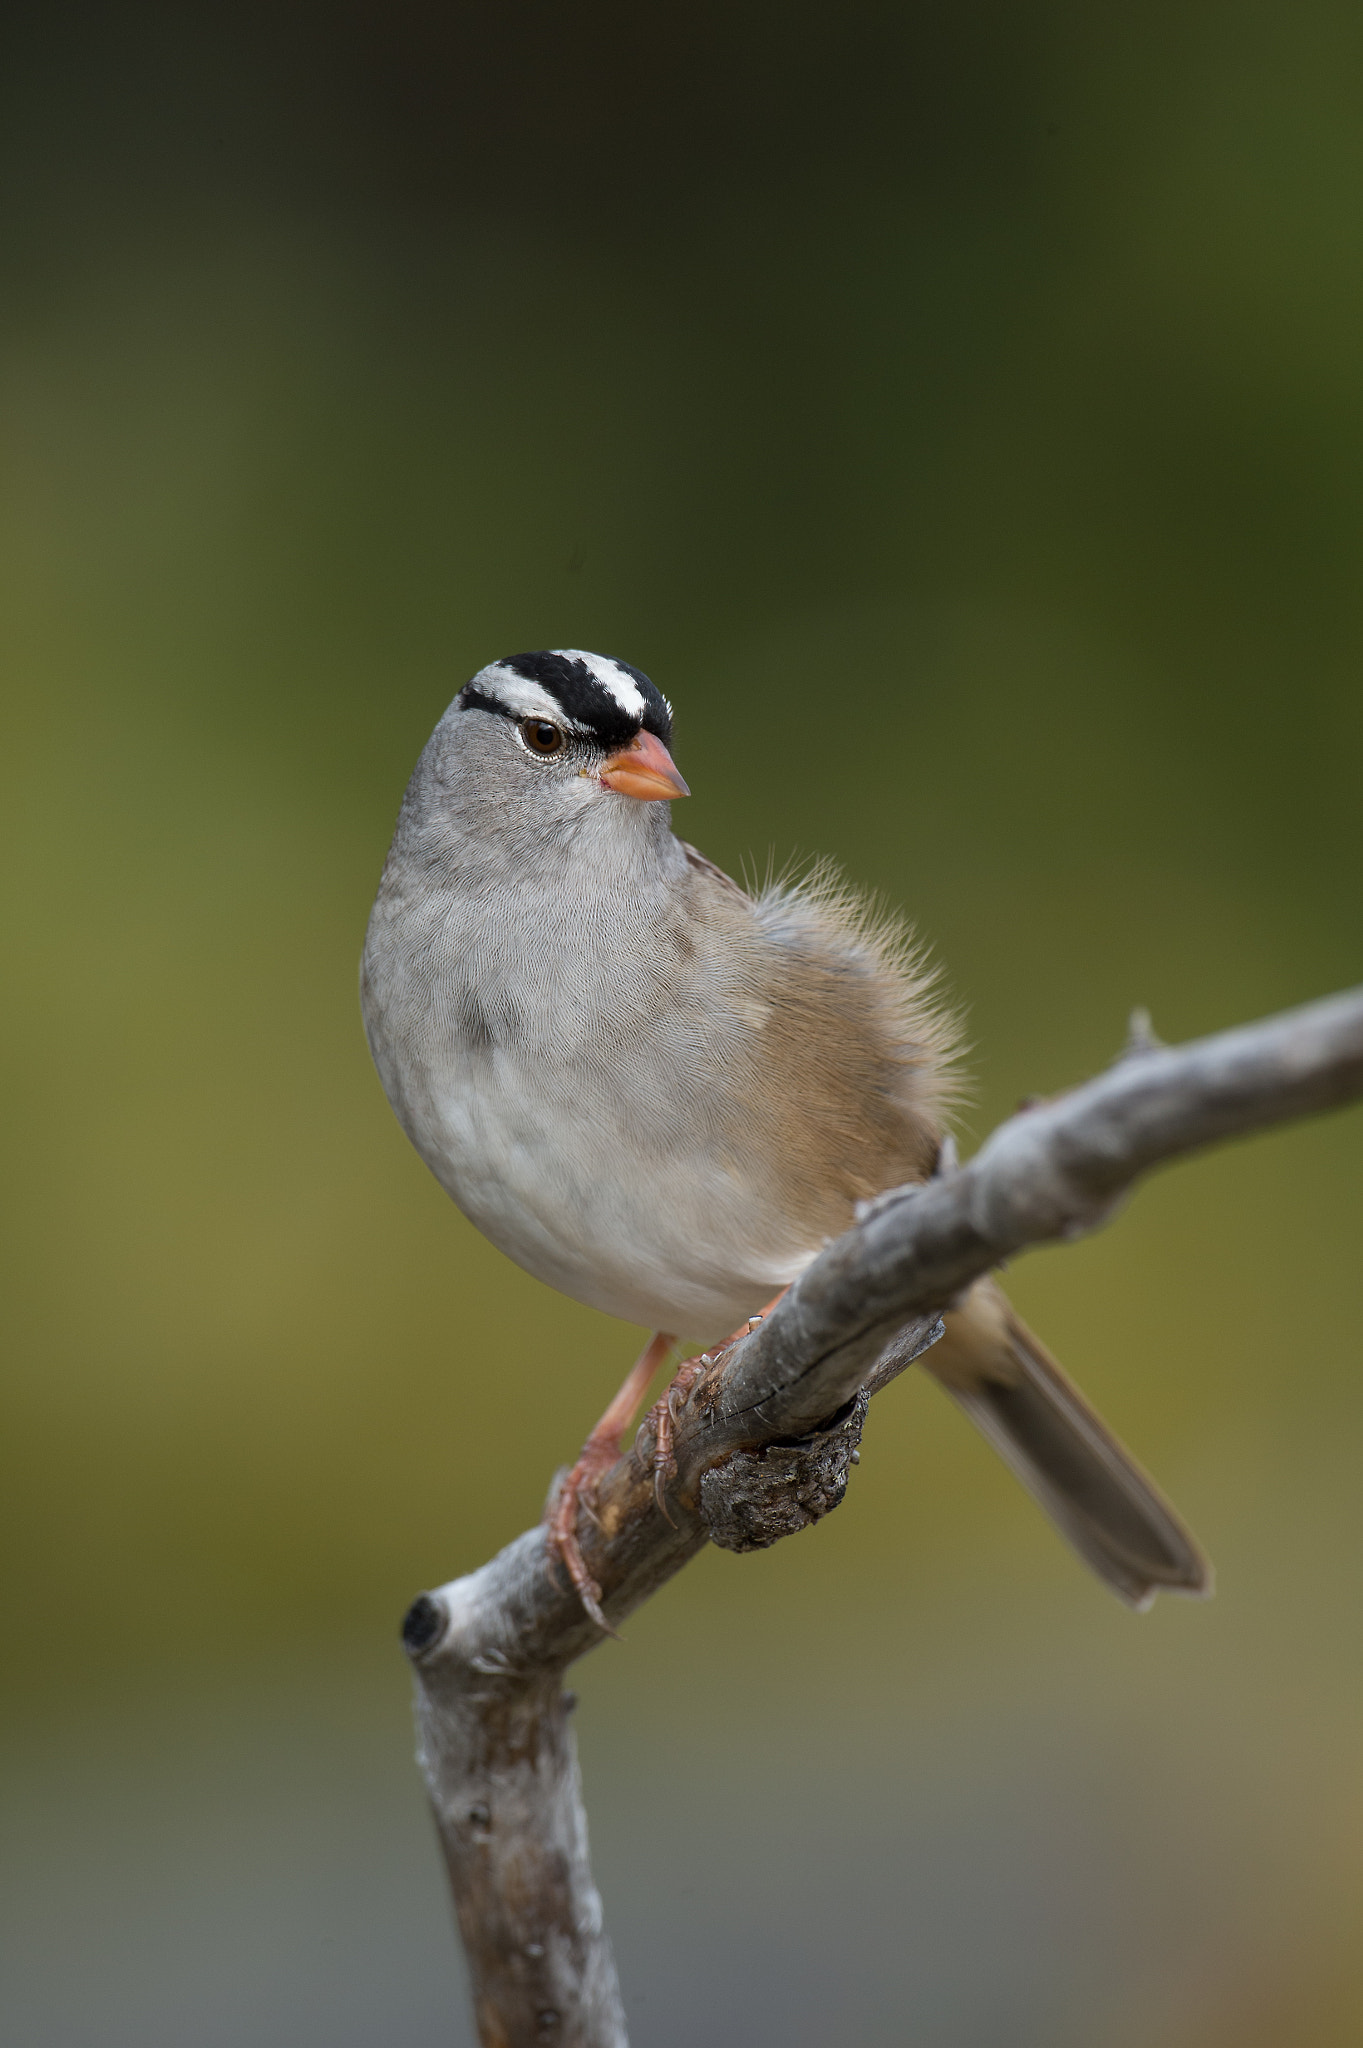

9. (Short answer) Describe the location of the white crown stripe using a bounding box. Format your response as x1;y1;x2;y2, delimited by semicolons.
473;666;595;734
555;649;646;719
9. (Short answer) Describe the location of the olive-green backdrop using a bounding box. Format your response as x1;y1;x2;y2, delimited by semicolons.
3;5;1362;2043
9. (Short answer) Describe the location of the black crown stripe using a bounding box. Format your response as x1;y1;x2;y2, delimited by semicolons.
502;651;673;749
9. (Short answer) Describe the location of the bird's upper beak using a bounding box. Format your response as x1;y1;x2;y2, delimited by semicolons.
597;729;690;802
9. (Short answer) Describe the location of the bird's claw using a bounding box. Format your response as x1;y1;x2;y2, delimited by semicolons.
647;1355;711;1525
542;1329;678;1633
546;1452;621;1637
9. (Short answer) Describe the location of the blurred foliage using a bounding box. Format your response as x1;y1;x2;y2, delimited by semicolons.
2;2;1363;2041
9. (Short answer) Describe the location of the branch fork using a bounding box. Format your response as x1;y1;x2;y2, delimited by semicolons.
402;985;1363;2048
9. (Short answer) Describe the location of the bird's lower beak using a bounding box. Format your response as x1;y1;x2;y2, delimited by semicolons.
597;729;690;802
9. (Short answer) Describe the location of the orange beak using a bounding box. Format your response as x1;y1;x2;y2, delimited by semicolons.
597;728;690;802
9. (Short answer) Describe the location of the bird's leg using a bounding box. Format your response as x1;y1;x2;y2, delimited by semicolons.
649;1293;788;1519
547;1330;676;1631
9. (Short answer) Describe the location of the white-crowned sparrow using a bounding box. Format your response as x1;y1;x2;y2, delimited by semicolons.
362;650;1210;1624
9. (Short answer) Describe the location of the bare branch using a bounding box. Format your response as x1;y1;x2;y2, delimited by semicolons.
404;984;1363;2048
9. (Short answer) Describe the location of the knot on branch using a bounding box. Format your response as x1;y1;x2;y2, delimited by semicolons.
699;1391;869;1553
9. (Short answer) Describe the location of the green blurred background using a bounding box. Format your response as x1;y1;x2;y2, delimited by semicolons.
3;3;1363;2042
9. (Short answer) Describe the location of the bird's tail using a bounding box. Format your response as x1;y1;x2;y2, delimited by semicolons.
921;1278;1212;1609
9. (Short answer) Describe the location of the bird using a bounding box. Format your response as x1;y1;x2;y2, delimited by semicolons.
361;648;1211;1627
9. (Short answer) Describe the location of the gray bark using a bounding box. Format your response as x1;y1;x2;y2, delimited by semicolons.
402;984;1363;2047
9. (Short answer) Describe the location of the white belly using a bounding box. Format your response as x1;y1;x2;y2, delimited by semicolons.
399;1037;813;1342
361;820;841;1345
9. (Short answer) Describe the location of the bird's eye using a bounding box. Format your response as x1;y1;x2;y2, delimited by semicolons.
518;718;565;756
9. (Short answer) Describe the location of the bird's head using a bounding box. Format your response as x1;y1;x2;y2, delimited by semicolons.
451;649;688;813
